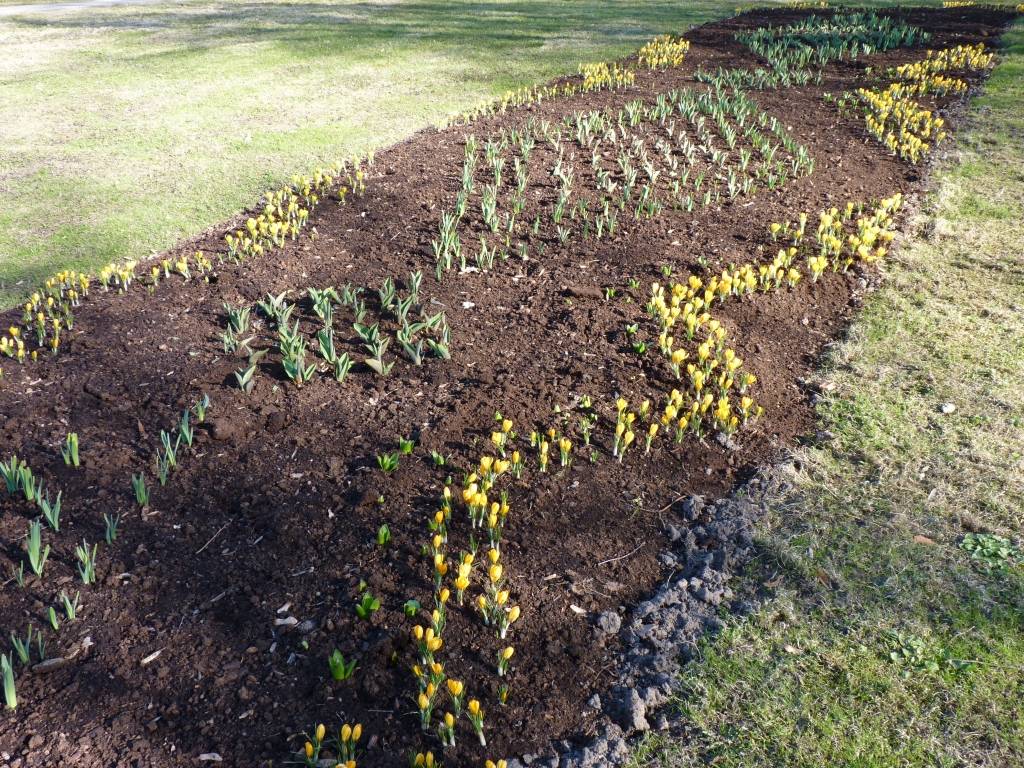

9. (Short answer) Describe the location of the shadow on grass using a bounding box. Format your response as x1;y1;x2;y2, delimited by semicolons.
8;0;730;62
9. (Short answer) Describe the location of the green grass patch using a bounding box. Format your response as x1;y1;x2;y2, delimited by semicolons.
631;17;1024;768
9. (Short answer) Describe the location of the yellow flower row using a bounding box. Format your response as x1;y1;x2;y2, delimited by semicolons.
444;60;635;126
857;44;994;163
410;437;528;756
638;35;691;69
638;194;902;446
579;61;637;92
771;194;902;277
224;163;359;261
857;84;947;163
893;42;993;80
445;31;695;126
2;160;364;368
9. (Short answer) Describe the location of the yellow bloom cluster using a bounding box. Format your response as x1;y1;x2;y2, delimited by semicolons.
410;435;528;753
647;280;762;441
43;270;90;305
301;721;361;767
145;250;214;293
612;398;638;459
496;83;570;113
894;42;993;81
886;43;993;98
632;194;902;449
638;35;691;69
446;58;637;126
4;154;364;368
579;61;636;92
98;260;139;292
0;326;26;363
857;44;993;163
224;167;336;261
737;0;828;10
771;195;902;278
857;84;946;163
2;270;91;359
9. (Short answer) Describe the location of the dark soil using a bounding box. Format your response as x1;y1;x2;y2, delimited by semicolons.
0;7;1014;767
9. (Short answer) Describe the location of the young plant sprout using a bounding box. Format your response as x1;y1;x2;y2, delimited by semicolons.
332;351;354;383
26;519;50;577
377;452;400;473
131;473;150;507
19;464;39;504
160;429;180;469
76;540;98;585
104;512;121;544
279;320;316;385
178;410;194;448
39;490;61;531
363;334;394;377
235;361;258;394
355;591;380;620
1;653;15;710
377;524;392;547
0;455;23;493
193;393;211;423
328;649;358;681
60;590;81;621
61;432;80;467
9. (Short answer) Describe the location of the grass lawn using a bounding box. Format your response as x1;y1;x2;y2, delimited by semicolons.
631;17;1024;768
0;0;737;308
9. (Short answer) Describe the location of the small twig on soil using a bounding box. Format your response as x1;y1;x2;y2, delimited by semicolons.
597;542;645;567
639;493;688;516
196;522;230;555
